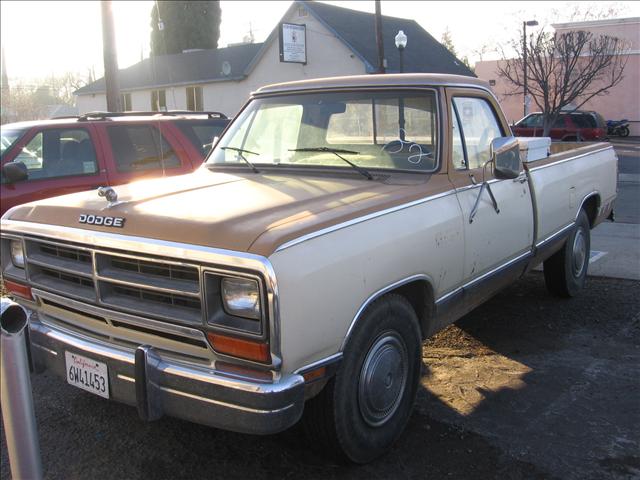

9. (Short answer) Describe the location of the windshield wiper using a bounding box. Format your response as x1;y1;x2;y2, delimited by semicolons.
220;146;260;173
288;147;373;180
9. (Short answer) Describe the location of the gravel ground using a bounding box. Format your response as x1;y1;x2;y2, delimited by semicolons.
1;272;639;479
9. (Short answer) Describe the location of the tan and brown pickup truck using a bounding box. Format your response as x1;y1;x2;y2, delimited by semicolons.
1;74;617;463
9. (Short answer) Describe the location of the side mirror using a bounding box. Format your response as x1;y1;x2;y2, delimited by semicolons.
491;137;521;179
1;162;28;184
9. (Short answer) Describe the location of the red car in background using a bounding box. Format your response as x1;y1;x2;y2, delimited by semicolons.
1;111;229;215
512;111;607;141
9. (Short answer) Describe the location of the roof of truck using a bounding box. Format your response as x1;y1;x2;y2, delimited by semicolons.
255;73;491;95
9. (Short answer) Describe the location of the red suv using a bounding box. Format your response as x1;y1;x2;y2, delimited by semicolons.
1;111;229;215
512;111;607;141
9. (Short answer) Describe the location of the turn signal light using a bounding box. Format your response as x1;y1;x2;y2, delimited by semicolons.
5;280;32;300
302;366;327;383
207;333;270;363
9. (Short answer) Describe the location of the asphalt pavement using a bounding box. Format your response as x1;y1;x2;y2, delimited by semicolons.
589;138;640;280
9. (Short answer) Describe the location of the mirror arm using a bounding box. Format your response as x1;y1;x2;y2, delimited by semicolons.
469;181;500;224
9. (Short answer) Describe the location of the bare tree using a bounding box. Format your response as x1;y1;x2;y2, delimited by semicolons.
499;29;629;136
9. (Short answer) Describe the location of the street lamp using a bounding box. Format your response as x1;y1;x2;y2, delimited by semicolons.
523;19;539;117
395;30;407;73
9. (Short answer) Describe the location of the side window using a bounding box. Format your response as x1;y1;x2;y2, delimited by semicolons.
107;125;180;173
453;97;502;170
175;121;228;157
11;128;97;181
451;105;466;170
552;116;567;128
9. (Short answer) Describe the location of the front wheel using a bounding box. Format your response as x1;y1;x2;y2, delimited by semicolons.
620;126;630;138
544;209;591;297
303;294;422;464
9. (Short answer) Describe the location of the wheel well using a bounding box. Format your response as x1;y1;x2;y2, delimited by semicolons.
581;195;600;228
389;280;434;340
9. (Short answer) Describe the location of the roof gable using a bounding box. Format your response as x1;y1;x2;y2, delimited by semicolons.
303;1;475;76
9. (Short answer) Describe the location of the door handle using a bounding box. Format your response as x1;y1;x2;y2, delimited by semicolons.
513;174;527;184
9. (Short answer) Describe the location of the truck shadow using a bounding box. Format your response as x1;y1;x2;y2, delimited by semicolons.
1;274;638;480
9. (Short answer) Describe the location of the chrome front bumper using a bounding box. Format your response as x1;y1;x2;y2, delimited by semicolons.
28;315;305;435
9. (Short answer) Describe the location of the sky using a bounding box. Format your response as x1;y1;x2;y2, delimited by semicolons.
1;0;638;84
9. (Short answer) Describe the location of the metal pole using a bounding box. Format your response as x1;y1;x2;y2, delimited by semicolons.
101;0;121;112
1;298;43;480
399;47;404;73
523;21;528;117
374;0;385;74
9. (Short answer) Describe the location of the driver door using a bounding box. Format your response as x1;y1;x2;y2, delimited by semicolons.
447;91;533;292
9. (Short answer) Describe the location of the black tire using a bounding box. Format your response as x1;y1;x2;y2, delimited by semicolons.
303;294;422;464
620;126;630;138
544;209;590;297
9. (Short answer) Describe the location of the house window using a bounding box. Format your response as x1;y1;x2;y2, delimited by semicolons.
121;93;132;111
186;86;203;111
151;90;167;111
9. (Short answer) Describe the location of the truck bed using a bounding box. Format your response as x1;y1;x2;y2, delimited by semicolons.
524;141;617;245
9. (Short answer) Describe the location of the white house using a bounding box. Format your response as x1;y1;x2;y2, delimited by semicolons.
75;1;474;117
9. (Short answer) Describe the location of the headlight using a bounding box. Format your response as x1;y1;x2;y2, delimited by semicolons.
221;277;261;320
10;240;25;269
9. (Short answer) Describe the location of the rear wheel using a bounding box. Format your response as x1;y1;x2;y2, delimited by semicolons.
303;294;422;464
544;209;590;297
620;126;630;137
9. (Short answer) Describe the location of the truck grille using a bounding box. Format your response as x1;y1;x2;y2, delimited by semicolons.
25;239;202;326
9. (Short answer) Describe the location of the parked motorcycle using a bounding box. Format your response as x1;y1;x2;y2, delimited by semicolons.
606;119;630;137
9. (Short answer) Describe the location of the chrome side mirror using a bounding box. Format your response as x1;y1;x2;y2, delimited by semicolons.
491;137;521;179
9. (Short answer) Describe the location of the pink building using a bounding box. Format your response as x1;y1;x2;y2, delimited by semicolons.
475;17;640;135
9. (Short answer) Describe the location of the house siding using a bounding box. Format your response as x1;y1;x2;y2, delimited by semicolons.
76;8;366;117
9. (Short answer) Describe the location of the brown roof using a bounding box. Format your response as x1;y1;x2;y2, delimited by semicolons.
255;73;491;95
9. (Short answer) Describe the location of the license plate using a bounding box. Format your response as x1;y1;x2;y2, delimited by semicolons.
65;351;110;399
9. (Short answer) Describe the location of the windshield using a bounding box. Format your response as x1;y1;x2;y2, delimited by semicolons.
207;90;439;173
0;128;26;157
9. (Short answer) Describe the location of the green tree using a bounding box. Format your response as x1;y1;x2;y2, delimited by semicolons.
150;1;221;56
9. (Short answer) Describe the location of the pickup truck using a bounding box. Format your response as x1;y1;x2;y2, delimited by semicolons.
0;74;617;464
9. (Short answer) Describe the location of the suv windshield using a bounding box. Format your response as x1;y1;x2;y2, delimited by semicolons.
1;128;26;157
207;90;439;173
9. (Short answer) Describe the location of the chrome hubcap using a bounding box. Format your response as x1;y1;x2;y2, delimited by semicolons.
358;333;408;427
572;228;587;277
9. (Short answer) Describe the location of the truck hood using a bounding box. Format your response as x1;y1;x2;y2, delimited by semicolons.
4;168;450;256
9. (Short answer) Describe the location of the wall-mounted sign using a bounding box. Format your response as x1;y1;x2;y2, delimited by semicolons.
279;23;307;64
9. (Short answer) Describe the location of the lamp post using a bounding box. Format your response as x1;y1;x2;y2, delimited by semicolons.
522;20;538;117
395;30;407;73
394;30;408;140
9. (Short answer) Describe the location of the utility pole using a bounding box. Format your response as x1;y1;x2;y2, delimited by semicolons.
374;0;385;73
101;1;121;112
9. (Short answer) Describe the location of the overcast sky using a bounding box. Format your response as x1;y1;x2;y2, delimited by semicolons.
1;0;638;82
